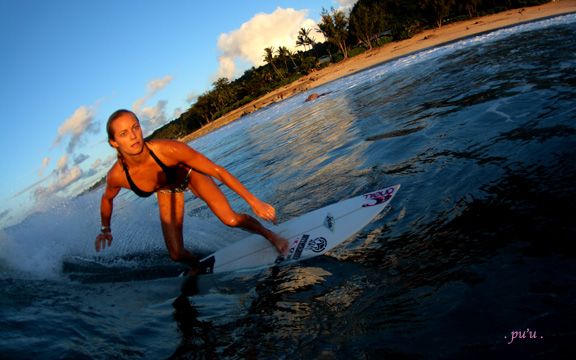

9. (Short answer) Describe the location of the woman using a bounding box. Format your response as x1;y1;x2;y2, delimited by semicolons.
95;109;288;271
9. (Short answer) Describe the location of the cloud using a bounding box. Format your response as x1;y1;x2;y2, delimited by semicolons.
87;154;116;175
90;158;102;170
336;0;358;11
140;100;168;129
12;174;52;198
56;154;68;174
148;76;173;92
186;91;199;104
57;166;82;188
0;209;10;221
53;105;99;154
73;153;89;166
173;107;183;119
131;75;173;130
17;149;106;216
39;157;50;177
132;75;173;113
216;56;237;80
216;7;324;79
33;165;83;202
15;153;85;201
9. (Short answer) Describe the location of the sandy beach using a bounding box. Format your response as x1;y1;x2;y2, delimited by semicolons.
180;0;576;143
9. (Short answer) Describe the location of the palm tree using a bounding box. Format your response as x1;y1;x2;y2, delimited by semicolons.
263;47;282;79
285;48;298;70
297;27;315;51
296;33;306;50
276;46;299;73
276;46;290;72
317;8;349;59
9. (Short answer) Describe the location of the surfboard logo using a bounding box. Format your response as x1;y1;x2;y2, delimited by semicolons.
288;234;309;260
307;237;327;253
362;187;395;207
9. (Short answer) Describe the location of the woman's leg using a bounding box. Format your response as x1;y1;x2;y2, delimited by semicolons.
188;170;288;254
156;190;199;267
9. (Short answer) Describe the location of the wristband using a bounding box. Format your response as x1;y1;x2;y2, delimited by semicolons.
101;226;111;233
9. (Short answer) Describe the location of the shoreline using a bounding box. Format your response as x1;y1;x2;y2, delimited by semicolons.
179;0;576;143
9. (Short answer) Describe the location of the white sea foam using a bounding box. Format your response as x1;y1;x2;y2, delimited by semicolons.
0;188;231;279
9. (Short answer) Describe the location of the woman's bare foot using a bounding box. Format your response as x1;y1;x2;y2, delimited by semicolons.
267;231;289;255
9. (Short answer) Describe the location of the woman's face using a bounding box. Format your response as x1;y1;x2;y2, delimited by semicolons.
108;112;144;155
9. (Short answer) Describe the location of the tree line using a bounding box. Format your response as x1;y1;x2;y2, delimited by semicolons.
147;0;551;140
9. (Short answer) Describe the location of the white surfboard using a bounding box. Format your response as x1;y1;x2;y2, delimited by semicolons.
198;184;400;274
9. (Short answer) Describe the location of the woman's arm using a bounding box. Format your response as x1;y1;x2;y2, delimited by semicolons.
95;176;121;252
163;141;278;223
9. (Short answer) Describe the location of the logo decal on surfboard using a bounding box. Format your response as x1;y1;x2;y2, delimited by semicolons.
292;234;309;260
282;234;327;262
307;237;327;253
362;187;396;207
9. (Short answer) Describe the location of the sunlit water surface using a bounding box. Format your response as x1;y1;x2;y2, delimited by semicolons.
1;14;575;359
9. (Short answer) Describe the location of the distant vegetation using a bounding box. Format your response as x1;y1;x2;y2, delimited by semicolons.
147;0;551;140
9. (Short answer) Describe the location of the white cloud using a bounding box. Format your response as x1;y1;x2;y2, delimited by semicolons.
56;154;68;174
103;154;117;167
148;76;173;92
33;165;83;201
53;105;99;154
57;166;82;188
216;56;238;80
186;91;199;104
173;107;183;119
24;135;103;214
336;0;358;11
90;158;102;170
39;157;50;177
73;153;89;165
216;7;324;79
131;75;173;130
140;100;168;129
132;75;173;113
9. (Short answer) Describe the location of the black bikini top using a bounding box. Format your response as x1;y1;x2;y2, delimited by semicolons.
120;145;181;198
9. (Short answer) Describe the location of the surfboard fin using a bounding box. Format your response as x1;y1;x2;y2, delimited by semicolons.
324;213;335;232
199;256;215;274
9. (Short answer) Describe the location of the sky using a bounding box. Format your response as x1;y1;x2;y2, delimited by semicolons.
0;0;358;228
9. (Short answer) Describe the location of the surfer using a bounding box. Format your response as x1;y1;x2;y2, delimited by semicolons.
94;109;289;272
304;91;332;102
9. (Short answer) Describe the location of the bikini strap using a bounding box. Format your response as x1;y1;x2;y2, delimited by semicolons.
147;147;171;173
119;154;155;198
147;144;182;185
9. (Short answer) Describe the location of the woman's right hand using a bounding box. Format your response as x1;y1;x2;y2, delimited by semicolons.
95;231;113;252
250;199;278;224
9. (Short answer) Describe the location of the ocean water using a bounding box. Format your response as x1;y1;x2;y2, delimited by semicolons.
1;14;576;359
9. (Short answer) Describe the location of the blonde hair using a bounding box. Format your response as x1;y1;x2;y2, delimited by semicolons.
106;109;139;141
